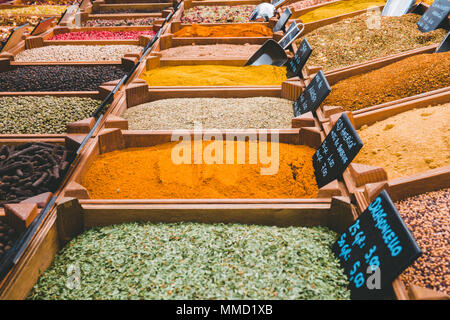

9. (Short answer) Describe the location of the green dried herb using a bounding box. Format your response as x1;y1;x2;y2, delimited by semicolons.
28;223;350;300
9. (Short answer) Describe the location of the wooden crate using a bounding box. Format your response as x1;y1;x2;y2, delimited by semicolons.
128;55;304;95
319;91;450;197
0;57;135;92
285;0;341;18
0;89;125;138
0;185;360;300
353;172;450;300
23;25;160;47
82;0;171;19
0;133;91;300
104;75;313;131
293;43;450;124
60;116;352;203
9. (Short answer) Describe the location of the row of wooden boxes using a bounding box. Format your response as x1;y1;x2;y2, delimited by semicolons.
0;0;449;300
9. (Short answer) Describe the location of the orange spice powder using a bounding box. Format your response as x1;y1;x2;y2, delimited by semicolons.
173;23;273;37
82;141;319;199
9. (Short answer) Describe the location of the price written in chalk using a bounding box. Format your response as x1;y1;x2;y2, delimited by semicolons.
293;70;331;117
332;190;421;299
312;113;363;188
417;0;450;33
287;38;312;78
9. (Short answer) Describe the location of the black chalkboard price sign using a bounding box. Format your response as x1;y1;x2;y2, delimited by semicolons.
312;113;363;188
273;7;292;32
332;190;422;299
286;38;312;78
417;0;450;33
293;70;331;117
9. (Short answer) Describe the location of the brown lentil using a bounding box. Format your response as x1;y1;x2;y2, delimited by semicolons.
297;13;447;72
355;104;450;179
396;188;449;295
122;97;294;130
324;52;450;111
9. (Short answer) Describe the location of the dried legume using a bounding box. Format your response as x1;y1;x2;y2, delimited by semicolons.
82;141;318;199
181;5;255;23
396;189;449;295
297;0;386;22
159;44;260;58
296;13;446;71
174;24;273;37
0;96;108;134
140;65;287;86
0;65;127;92
15;45;142;62
82;17;156;27
50;30;155;40
123;97;294;130
28;222;350;300
324;52;450;111
0;143;74;207
355;104;450;179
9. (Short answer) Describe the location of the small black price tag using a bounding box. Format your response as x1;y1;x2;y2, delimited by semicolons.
332;190;422;299
278;23;300;49
273;7;292;32
417;0;450;33
312;113;363;188
436;31;450;52
287;38;312;78
293;70;331;117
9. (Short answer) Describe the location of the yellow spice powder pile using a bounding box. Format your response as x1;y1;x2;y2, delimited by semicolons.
355;104;450;179
82;141;319;199
140;65;287;86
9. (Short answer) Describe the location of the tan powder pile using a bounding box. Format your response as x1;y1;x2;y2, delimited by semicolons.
355;104;450;179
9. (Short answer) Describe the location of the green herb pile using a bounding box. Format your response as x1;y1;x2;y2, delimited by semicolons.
28;223;350;300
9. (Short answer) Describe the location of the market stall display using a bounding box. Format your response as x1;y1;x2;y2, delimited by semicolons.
0;0;448;301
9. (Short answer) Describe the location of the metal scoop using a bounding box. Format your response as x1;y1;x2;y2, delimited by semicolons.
244;22;305;67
